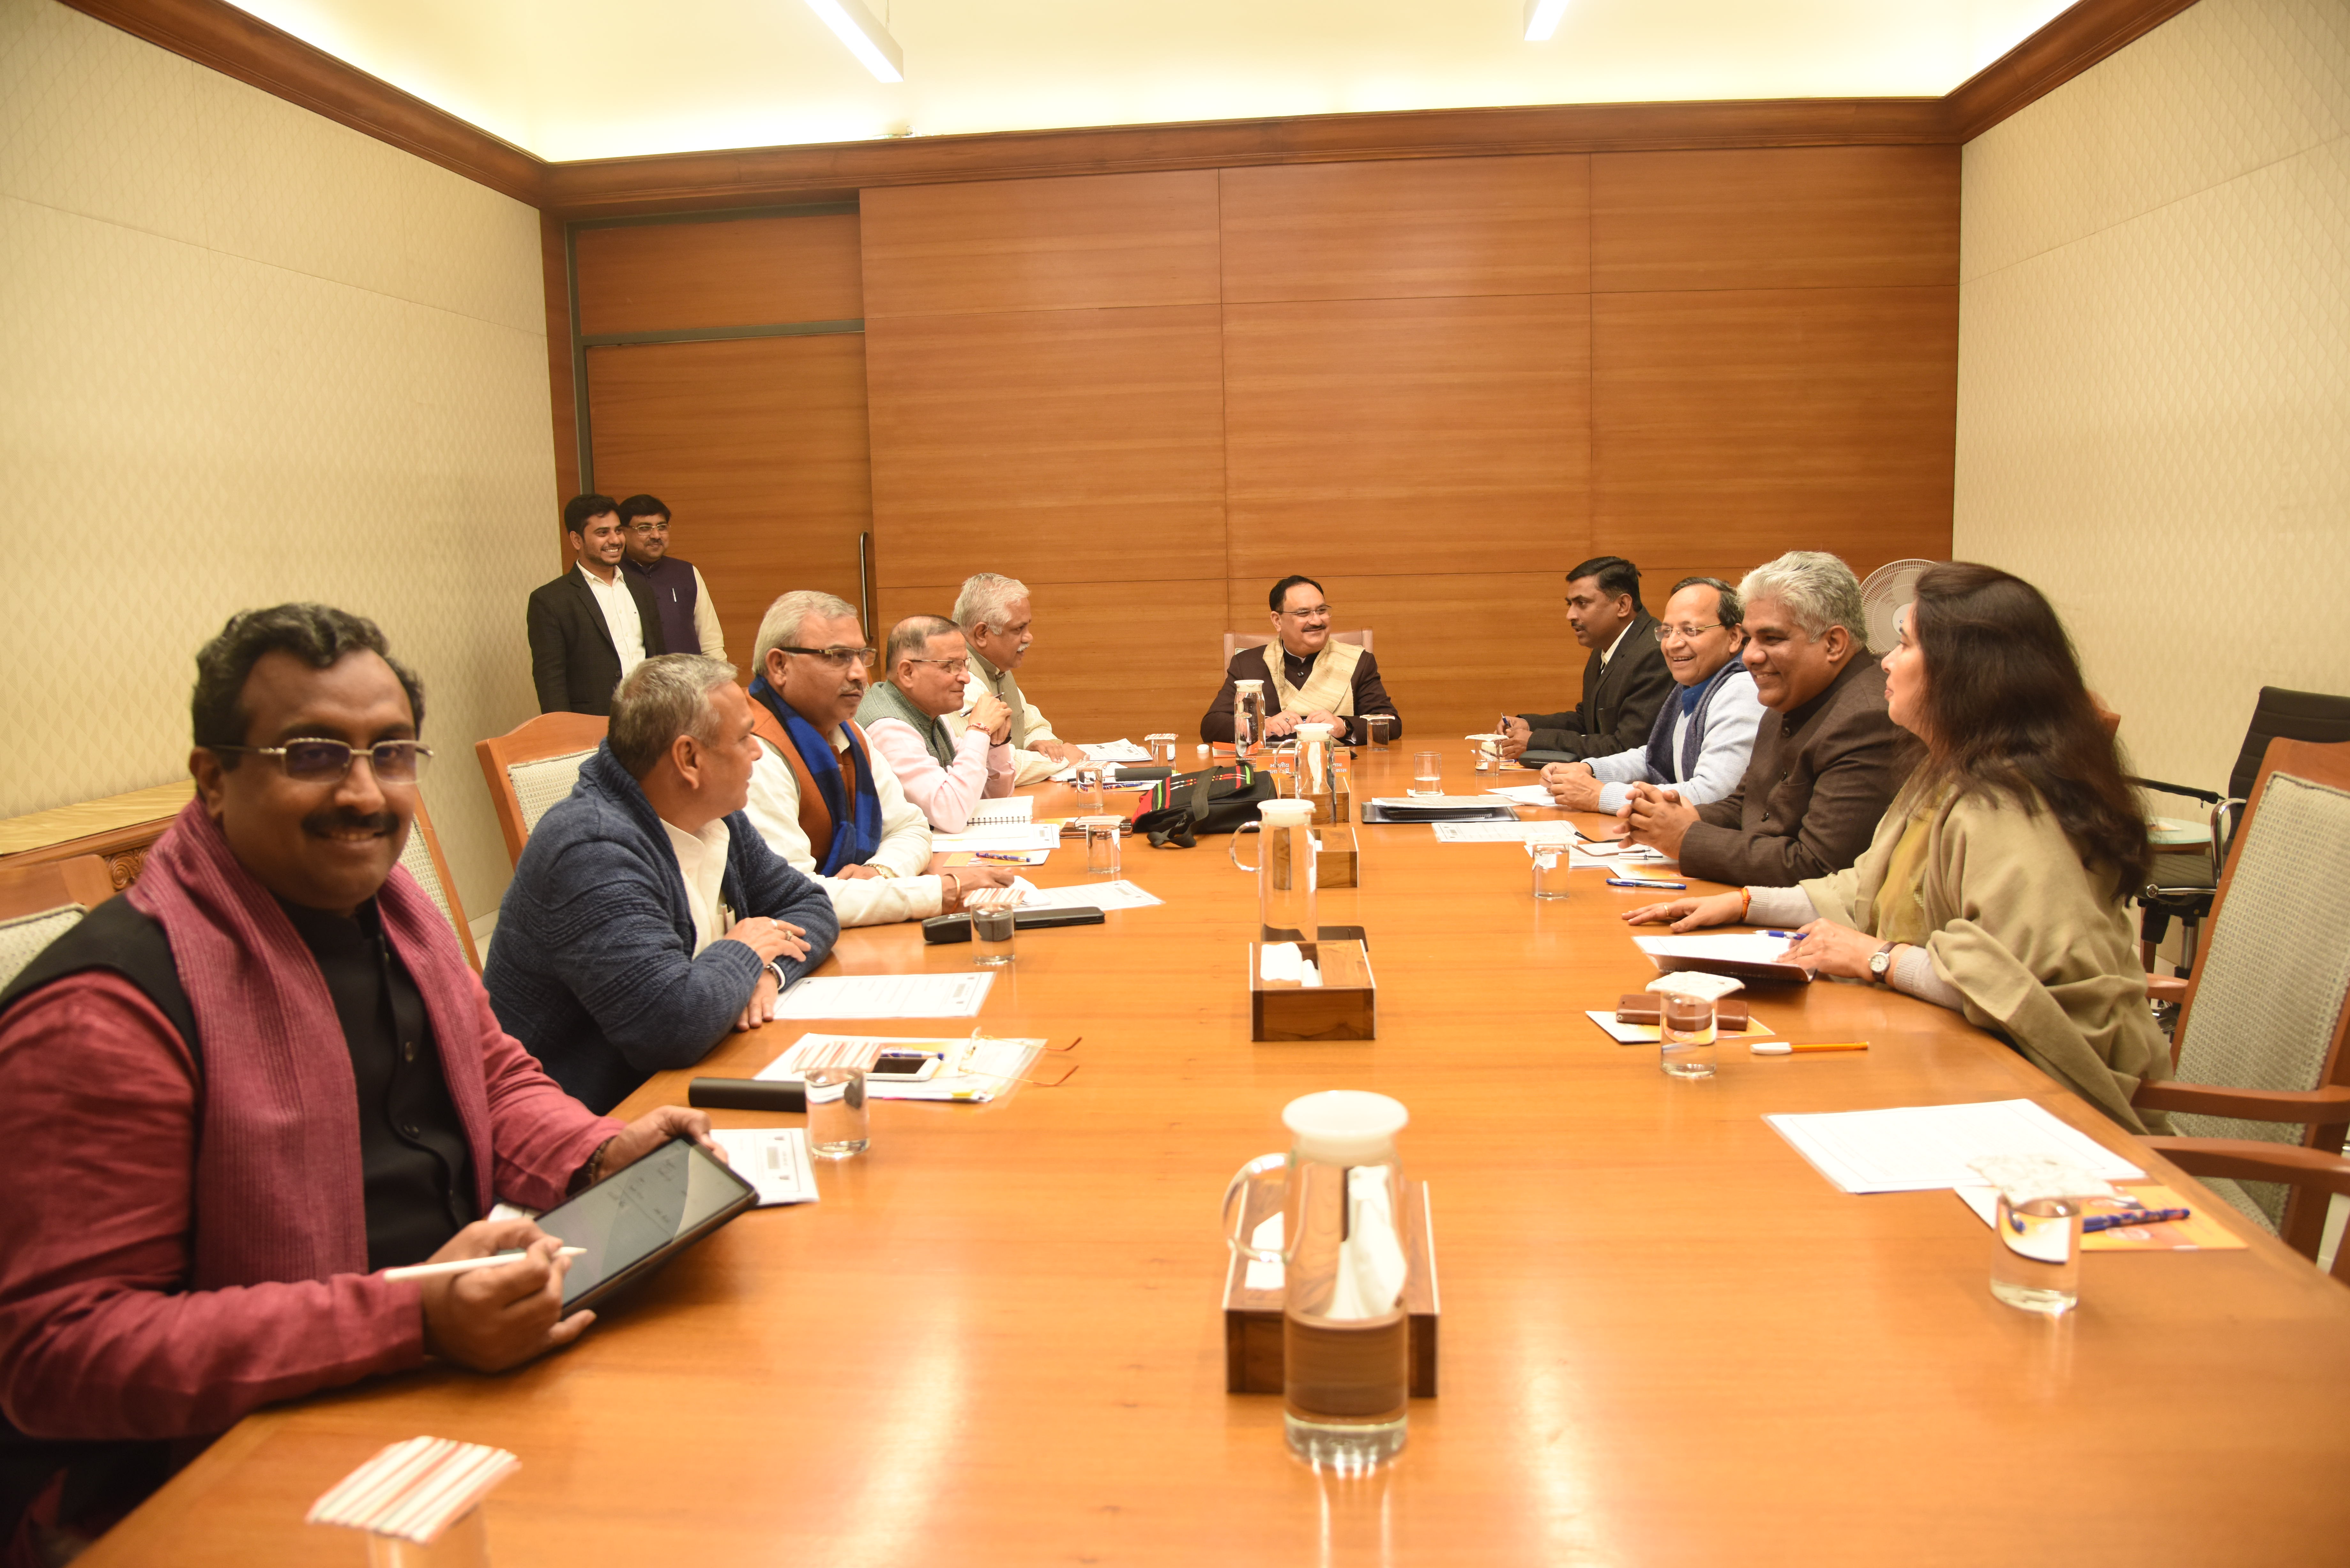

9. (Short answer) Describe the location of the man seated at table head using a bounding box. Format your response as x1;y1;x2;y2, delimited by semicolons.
855;614;1016;833
1199;575;1402;745
954;571;1086;784
743;592;1016;927
0;605;724;1548
1499;555;1675;765
1539;575;1764;814
1619;550;1907;885
485;653;838;1115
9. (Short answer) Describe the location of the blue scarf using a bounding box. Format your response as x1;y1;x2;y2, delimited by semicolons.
1644;659;1744;785
749;674;883;876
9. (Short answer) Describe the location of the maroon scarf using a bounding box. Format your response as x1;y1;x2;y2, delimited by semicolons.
127;801;503;1291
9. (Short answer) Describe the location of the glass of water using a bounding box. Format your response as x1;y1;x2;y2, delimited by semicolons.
1079;815;1122;877
1409;751;1443;797
804;1066;868;1159
1529;836;1573;900
1659;993;1717;1079
969;889;1017;967
1990;1195;2082;1315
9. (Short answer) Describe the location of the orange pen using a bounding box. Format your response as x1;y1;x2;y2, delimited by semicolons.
1750;1041;1870;1055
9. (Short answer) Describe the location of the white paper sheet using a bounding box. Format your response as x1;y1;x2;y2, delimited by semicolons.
1634;932;1811;979
932;822;1066;852
1020;878;1164;911
1431;820;1574;843
961;796;1034;827
1369;795;1517;810
1569;840;1674;868
1484;784;1559;806
1047;739;1156;779
754;1033;1044;1103
1763;1098;2144;1194
709;1127;818;1206
771;971;994;1020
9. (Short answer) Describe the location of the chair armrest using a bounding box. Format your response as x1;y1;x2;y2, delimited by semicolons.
2141;1137;2350;1199
2133;1081;2350;1125
2129;775;2222;806
2146;976;2188;1003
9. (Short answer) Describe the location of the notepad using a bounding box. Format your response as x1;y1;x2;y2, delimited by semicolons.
962;796;1034;828
1766;1099;2144;1194
772;972;994;1019
756;1033;1045;1103
1635;932;1813;982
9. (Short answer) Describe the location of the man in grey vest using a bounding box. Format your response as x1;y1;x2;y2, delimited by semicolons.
954;572;1086;786
858;615;1017;833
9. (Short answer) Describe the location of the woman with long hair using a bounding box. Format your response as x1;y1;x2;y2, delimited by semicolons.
1625;562;2171;1131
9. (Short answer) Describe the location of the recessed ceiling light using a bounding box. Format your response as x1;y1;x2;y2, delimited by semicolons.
1523;0;1571;42
804;0;905;83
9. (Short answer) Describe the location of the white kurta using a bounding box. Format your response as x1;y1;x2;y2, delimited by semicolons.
743;726;941;927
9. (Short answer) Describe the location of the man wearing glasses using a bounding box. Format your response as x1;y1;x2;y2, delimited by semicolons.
954;572;1087;786
856;615;1017;833
741;592;1018;926
1538;577;1764;814
1498;556;1674;766
0;606;722;1553
616;493;726;662
1199;575;1402;745
525;493;666;716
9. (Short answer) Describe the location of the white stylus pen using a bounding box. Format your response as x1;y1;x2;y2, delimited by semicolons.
383;1246;585;1282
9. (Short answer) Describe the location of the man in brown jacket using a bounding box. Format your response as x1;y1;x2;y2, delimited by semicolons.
1619;551;1907;885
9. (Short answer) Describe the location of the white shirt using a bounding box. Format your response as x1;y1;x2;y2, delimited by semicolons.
1598;620;1634;669
578;563;647;678
1584;667;1767;813
744;723;942;926
660;815;732;956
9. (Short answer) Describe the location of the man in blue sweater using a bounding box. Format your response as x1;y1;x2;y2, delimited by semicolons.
486;654;839;1113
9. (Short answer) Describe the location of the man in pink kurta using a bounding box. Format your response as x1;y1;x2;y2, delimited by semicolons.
852;614;1016;833
0;605;716;1561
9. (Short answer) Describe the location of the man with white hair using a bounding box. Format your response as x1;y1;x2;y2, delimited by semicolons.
954;572;1085;786
1618;551;1906;886
857;614;1016;833
742;591;1015;926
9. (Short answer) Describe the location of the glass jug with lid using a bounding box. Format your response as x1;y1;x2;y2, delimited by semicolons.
1229;797;1318;943
1233;679;1267;756
1294;721;1335;798
1224;1090;1413;1469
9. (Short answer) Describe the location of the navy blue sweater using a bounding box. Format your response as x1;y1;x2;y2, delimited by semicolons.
485;744;839;1114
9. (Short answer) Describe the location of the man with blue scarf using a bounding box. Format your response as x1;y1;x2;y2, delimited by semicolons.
742;591;1016;926
1540;577;1764;817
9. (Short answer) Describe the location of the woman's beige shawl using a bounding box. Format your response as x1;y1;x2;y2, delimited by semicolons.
1799;786;2172;1134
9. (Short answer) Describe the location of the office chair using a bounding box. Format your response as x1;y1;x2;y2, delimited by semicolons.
0;855;116;989
396;798;479;970
475;712;608;869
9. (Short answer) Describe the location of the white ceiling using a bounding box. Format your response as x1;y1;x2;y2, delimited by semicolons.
226;0;2082;164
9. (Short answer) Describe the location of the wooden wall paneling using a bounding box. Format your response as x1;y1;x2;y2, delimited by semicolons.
575;213;864;337
1220;573;1595;741
1944;0;2206;141
876;577;1230;746
1591;285;1958;577
860;171;1220;318
586;334;874;669
1220;154;1590;304
1591;145;1960;293
1223;294;1591;581
865;305;1227;590
542;214;580;523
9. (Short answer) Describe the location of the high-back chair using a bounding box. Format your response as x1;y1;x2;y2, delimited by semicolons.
2140;1139;2350;1285
2130;738;2350;1255
475;712;607;869
0;855;115;990
1221;629;1374;667
398;797;478;970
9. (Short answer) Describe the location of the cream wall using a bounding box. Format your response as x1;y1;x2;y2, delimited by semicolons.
1954;0;2350;793
0;0;555;917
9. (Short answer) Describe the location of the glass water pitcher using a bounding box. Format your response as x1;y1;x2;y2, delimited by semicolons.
1230;798;1318;943
1234;679;1267;755
1295;720;1334;797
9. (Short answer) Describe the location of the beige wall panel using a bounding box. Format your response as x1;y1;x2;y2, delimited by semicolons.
1219;155;1590;303
1593;285;1957;577
1223;295;1591;581
1592;145;1960;293
576;213;864;336
1221;573;1593;742
867;304;1227;589
861;171;1219;318
877;577;1229;745
586;334;874;672
1955;0;2350;795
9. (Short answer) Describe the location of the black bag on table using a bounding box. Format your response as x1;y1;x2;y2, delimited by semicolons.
1131;762;1276;848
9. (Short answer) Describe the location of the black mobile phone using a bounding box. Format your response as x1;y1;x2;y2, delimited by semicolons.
534;1136;758;1312
871;1051;937;1077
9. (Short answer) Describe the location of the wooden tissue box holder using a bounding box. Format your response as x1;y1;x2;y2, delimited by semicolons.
1249;939;1376;1041
1304;788;1352;826
1223;1179;1438;1397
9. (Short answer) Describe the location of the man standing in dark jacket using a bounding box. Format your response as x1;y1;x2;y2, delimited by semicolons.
617;494;726;662
525;494;666;717
1501;556;1675;764
486;653;838;1113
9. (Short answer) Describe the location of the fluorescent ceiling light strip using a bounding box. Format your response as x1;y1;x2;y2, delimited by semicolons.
1524;0;1571;42
805;0;905;83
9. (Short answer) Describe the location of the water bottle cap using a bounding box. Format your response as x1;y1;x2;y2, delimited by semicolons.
1282;1090;1408;1162
1258;799;1315;825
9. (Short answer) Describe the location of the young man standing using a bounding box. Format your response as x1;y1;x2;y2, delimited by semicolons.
525;493;666;716
616;494;726;662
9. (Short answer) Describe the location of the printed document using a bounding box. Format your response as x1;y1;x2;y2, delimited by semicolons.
1021;878;1163;911
932;822;1066;853
709;1127;817;1206
772;971;994;1020
756;1033;1045;1103
1765;1099;2144;1194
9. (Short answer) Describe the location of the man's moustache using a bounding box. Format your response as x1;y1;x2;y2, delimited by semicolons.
304;810;399;837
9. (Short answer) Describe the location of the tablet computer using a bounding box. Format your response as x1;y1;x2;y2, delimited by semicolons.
534;1136;760;1313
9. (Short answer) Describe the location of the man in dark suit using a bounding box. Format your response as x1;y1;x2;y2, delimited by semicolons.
526;494;666;716
1619;551;1908;886
1501;555;1675;764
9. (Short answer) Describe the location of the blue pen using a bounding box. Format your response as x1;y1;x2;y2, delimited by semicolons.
2083;1206;2190;1233
1608;878;1686;890
1759;929;1804;939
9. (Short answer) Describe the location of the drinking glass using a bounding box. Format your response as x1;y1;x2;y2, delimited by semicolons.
1468;734;1504;774
1409;751;1443;797
1362;715;1395;749
1529;837;1573;900
1074;763;1108;814
1659;993;1717;1079
1145;733;1178;765
1079;815;1122;877
969;891;1017;967
804;1067;868;1159
1990;1195;2083;1315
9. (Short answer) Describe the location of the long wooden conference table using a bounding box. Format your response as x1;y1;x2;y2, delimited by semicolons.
85;748;2350;1565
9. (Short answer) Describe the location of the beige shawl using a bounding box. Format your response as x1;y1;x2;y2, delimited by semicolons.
1800;784;2172;1135
1264;638;1363;719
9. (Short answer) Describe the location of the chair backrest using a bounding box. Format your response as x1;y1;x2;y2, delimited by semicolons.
2167;739;2350;1230
0;854;116;990
1221;629;1374;667
475;712;607;868
397;798;479;970
2229;687;2350;803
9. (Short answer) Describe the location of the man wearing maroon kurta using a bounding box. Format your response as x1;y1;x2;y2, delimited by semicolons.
0;604;717;1560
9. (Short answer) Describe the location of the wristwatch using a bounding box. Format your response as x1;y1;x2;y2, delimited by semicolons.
1868;942;1898;984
